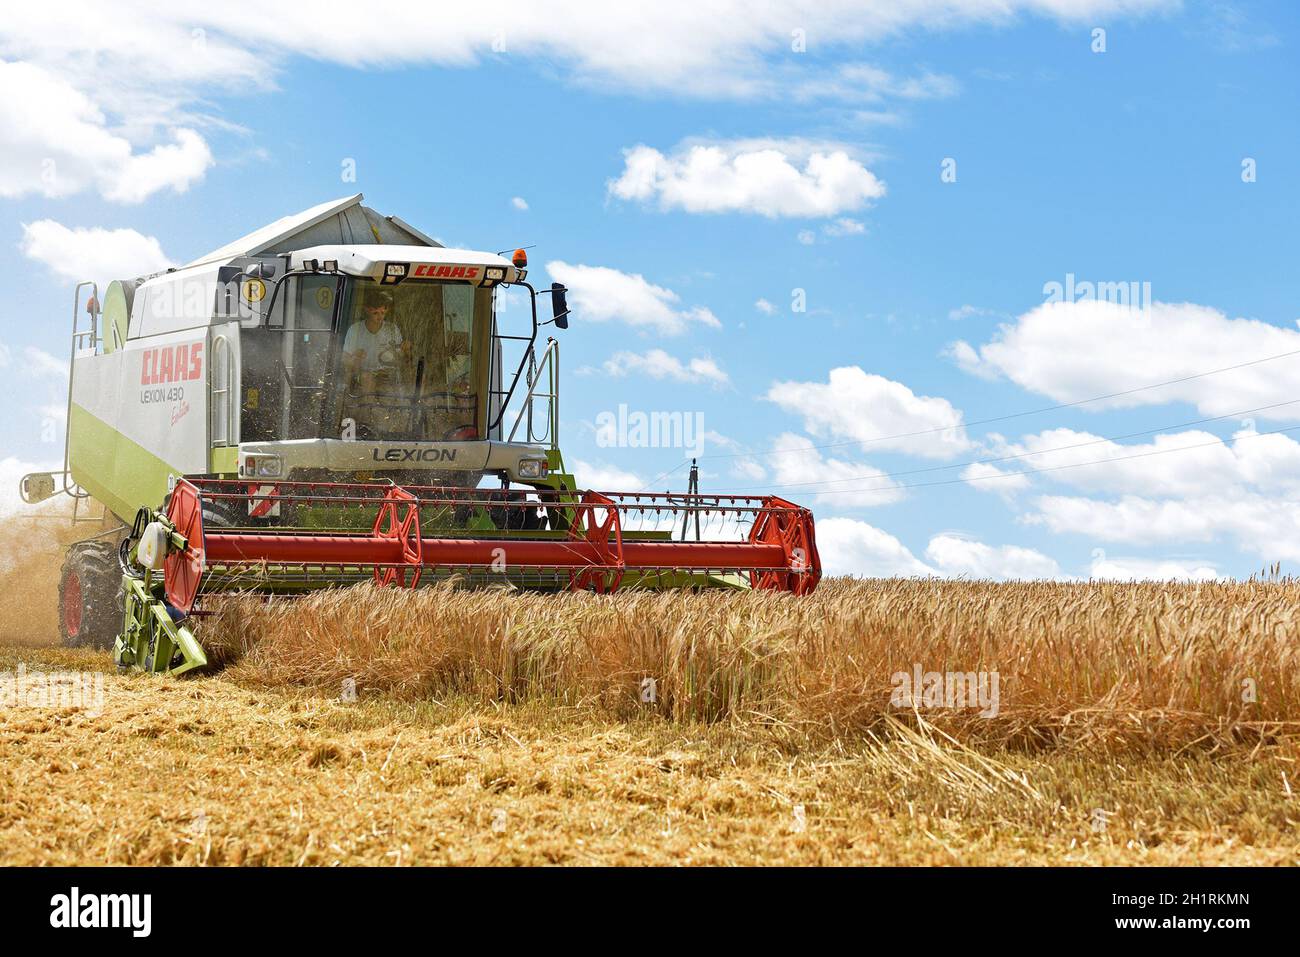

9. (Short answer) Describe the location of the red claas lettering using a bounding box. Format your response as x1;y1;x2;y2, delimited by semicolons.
139;342;205;385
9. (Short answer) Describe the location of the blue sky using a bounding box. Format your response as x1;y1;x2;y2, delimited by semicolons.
2;0;1298;580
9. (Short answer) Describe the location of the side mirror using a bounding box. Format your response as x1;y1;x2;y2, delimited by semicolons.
550;283;570;329
19;471;58;505
245;261;277;280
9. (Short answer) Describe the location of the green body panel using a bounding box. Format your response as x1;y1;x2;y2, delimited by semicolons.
68;403;181;524
211;447;238;475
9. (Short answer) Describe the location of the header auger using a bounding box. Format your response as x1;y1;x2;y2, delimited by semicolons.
24;194;821;675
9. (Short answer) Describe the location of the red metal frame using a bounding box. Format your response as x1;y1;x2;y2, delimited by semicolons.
567;491;624;593
747;496;821;596
164;479;206;612
162;478;822;607
372;486;423;588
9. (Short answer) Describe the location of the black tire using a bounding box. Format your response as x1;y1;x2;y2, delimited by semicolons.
200;487;282;529
487;491;545;531
201;497;238;529
157;487;244;532
58;540;123;650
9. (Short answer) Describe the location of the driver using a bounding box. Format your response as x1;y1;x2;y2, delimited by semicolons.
342;289;409;379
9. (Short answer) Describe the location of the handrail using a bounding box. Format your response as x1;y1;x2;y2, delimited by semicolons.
210;333;237;447
64;281;98;499
487;280;540;434
506;337;559;449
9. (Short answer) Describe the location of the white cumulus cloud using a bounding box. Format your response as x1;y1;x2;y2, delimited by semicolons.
964;423;1300;502
768;433;904;508
949;298;1300;420
767;366;970;459
0;60;212;204
815;517;936;578
924;533;1061;580
960;422;1300;568
817;522;1066;581
960;461;1032;499
571;460;644;492
1087;553;1223;581
1026;492;1300;564
20;220;174;284
546;261;719;336
0;2;1172;200
609;139;886;218
602;349;729;387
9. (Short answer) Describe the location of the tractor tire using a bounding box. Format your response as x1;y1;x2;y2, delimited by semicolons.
58;540;123;650
201;497;238;529
199;488;281;529
487;491;546;532
157;487;247;533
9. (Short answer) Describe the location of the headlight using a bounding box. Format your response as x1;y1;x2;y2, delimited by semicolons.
242;454;283;478
517;458;546;479
485;267;505;281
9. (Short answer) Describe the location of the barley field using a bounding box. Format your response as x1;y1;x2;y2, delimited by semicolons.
1;517;1298;865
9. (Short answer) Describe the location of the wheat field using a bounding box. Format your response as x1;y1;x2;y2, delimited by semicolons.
1;514;1298;864
204;577;1300;754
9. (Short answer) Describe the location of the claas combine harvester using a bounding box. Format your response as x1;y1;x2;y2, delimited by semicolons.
20;195;821;675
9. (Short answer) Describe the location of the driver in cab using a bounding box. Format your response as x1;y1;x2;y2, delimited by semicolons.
342;288;411;390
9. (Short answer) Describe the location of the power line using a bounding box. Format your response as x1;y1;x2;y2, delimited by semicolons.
634;459;690;493
712;398;1300;494
703;347;1300;462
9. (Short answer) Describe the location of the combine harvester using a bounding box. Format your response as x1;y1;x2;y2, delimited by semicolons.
21;196;820;675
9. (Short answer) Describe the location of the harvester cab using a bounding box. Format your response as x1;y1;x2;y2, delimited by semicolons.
23;194;820;675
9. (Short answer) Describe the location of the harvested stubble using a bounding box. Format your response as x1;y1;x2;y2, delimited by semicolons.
203;576;1300;754
3;655;1292;865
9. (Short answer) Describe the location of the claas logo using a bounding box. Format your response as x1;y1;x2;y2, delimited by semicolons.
141;342;204;385
411;264;481;280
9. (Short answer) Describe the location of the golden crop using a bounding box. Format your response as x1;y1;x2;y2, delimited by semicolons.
204;576;1300;754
